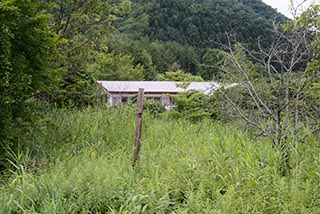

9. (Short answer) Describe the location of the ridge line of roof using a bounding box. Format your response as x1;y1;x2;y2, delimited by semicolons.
97;80;216;83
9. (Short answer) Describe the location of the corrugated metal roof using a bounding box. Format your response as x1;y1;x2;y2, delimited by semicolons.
97;81;221;94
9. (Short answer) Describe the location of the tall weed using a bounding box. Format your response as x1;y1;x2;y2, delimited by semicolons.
0;106;319;213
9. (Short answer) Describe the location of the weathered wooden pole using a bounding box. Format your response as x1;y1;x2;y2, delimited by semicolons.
133;88;144;167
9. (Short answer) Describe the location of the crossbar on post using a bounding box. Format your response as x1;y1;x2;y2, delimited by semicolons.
133;88;144;167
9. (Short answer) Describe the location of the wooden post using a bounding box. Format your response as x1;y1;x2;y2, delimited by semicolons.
133;88;144;167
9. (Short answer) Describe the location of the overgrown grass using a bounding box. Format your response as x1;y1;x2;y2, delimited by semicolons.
1;105;320;213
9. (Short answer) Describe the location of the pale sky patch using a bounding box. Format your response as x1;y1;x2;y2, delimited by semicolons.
261;0;320;18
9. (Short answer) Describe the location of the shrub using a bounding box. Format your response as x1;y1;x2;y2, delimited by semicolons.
143;99;166;116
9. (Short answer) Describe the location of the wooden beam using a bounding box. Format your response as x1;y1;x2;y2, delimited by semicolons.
133;88;144;167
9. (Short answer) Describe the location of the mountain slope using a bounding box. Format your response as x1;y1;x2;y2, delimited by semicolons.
118;0;287;49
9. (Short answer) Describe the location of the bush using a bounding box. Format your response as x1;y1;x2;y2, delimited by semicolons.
143;99;166;116
169;90;226;121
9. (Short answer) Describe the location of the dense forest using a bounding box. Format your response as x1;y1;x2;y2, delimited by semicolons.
1;0;320;213
118;0;286;48
110;0;287;76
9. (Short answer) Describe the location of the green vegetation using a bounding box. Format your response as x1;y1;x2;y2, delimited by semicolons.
1;0;320;213
39;0;132;106
1;106;320;213
169;90;215;121
119;0;286;49
0;0;57;140
105;0;288;77
157;70;204;82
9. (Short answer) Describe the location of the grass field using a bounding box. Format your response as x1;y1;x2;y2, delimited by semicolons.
1;105;320;213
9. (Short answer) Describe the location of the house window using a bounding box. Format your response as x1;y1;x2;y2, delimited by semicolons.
161;96;170;105
121;97;128;103
146;97;161;103
112;97;122;106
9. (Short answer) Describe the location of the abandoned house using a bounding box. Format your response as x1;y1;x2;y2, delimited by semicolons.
97;81;222;107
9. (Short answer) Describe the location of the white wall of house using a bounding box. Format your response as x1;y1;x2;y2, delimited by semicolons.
108;93;173;107
98;80;236;108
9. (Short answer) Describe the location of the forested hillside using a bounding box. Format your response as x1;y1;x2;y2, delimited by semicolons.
118;0;286;48
104;0;288;78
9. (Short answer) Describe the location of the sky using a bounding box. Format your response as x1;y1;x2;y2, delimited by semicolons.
261;0;320;18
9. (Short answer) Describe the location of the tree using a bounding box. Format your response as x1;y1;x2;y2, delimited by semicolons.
40;0;131;106
199;48;229;80
217;3;320;175
0;0;57;139
104;36;157;80
119;0;283;49
169;90;219;121
88;46;145;81
157;70;204;82
294;3;320;141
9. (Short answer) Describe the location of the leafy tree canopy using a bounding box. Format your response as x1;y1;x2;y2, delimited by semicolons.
118;0;287;49
88;46;145;81
0;0;57;139
157;70;204;82
39;0;132;106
